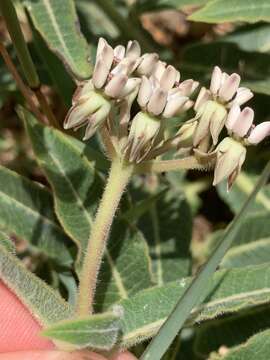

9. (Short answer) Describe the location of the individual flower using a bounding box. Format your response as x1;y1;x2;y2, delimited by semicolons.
125;63;198;162
192;66;253;149
64;38;142;140
213;105;270;189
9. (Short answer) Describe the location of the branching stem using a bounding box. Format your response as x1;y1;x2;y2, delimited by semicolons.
135;156;213;174
76;157;133;316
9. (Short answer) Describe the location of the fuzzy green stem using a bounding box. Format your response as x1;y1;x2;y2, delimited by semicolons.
77;158;133;316
135;156;213;174
0;0;39;88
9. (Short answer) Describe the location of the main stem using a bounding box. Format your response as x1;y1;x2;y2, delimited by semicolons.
77;158;133;316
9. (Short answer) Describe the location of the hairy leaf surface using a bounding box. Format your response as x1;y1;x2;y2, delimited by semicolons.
0;165;72;265
24;0;92;79
0;244;73;326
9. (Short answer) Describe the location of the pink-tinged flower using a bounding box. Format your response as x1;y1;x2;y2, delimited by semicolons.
213;137;246;190
125;64;198;162
209;66;253;106
64;38;142;140
192;66;253;150
226;104;270;145
212;105;270;189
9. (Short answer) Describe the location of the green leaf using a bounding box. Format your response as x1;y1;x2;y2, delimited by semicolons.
221;237;270;268
189;0;270;23
0;243;73;326
43;311;120;350
0;165;72;265
95;221;153;311
218;172;270;213
117;263;270;347
0;229;15;254
223;24;270;53
220;328;270;360
24;0;92;79
20;107;99;268
195;306;270;357
139;188;192;284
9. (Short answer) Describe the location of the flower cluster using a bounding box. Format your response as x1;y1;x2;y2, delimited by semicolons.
64;39;270;189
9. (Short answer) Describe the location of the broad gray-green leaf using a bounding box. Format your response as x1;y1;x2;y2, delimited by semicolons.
0;229;15;254
219;328;270;360
43;311;120;350
0;165;72;265
207;211;270;260
0;243;73;326
223;25;270;53
117;263;270;347
95;221;153;311
139;188;192;284
21;109;153;307
221;237;270;268
195;306;270;358
189;0;270;23
218;172;270;213
24;0;92;79
76;0;119;38
21;107;99;268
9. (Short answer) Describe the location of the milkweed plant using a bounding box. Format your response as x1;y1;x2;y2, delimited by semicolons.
1;1;270;360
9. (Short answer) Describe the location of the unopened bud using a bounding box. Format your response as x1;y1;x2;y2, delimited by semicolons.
193;100;227;148
125;112;161;163
213;137;246;190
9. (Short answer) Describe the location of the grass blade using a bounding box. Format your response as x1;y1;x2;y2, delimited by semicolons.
141;160;270;360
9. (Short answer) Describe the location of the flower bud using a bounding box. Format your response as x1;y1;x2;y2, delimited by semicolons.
173;120;197;148
64;87;111;140
193;100;227;148
125;112;162;163
213;137;246;190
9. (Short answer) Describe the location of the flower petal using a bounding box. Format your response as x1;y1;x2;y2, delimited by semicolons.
194;87;211;112
210;66;222;95
137;53;159;76
137;76;152;107
104;74;128;98
147;88;167;115
113;45;125;61
163;96;188;118
126;40;141;59
118;78;141;98
160;65;177;91
92;59;110;89
233;107;254;137
219;73;240;102
247;121;270;144
226;104;241;131
233;87;254;106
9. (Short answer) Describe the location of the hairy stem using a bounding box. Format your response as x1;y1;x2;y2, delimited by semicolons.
77;158;133;316
135;156;213;174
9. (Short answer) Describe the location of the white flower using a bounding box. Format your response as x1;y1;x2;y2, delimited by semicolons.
193;66;253;149
226;104;270;145
64;38;142;140
212;105;270;189
125;64;198;162
213;137;246;190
